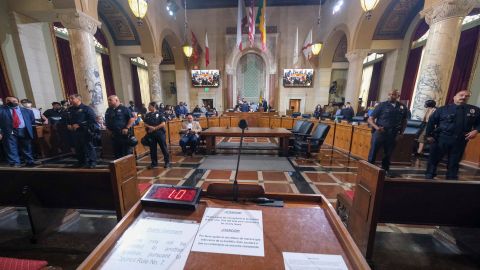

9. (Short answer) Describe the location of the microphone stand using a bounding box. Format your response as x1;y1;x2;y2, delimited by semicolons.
232;126;246;202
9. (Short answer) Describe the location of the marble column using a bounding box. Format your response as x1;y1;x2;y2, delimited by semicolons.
59;11;105;115
345;49;369;112
175;69;191;109
411;0;477;120
145;56;163;103
268;74;277;108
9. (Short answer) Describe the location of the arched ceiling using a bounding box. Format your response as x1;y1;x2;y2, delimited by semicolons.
333;35;347;62
97;0;140;45
186;0;326;9
373;0;424;40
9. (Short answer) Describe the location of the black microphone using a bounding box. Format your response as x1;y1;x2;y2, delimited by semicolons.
238;119;248;130
232;119;248;201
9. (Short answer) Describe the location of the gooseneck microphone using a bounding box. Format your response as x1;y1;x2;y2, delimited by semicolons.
233;119;248;201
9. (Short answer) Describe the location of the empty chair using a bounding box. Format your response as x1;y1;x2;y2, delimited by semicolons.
294;123;331;157
289;121;314;147
320;112;332;120
291;120;305;133
192;112;202;119
302;114;312;119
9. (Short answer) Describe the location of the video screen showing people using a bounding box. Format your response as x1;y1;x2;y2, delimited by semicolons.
283;69;314;87
191;70;220;87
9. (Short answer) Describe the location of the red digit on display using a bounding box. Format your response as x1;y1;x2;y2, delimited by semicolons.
168;189;177;199
174;189;186;199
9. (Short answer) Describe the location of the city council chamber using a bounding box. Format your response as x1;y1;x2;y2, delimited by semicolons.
1;0;480;269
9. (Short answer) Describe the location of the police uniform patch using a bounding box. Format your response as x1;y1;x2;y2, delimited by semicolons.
78;109;83;112
156;113;159;118
470;108;475;114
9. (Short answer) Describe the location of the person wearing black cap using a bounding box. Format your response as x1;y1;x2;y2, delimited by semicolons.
143;102;170;168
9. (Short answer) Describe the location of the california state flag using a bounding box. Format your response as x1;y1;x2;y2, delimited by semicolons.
302;29;313;60
205;32;210;68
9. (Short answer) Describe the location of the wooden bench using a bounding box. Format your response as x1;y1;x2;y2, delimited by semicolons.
336;160;480;262
0;155;140;241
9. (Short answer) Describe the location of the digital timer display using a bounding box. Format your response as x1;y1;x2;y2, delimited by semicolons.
141;184;201;210
152;187;198;202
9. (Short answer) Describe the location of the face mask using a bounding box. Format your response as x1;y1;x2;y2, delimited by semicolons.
0;100;3;106
7;102;18;107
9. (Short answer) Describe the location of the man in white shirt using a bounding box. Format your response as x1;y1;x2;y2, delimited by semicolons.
180;114;202;155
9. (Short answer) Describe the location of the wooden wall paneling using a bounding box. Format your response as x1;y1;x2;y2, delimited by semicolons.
462;136;480;168
281;117;294;129
207;117;220;127
258;116;270;127
133;124;148;157
167;119;182;145
322;120;335;146
270;117;281;128
219;116;231;127
198;117;208;129
230;116;240;128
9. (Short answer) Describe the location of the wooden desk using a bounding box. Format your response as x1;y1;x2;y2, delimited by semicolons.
201;127;292;156
78;194;369;270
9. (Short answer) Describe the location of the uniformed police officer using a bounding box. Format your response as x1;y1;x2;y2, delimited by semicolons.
144;102;171;169
105;95;136;159
367;89;408;177
425;90;480;180
65;94;97;168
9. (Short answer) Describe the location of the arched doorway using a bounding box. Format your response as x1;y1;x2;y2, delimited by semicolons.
236;53;266;104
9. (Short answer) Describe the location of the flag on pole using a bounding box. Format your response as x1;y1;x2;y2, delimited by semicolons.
255;0;267;51
293;27;299;67
302;29;313;60
248;0;255;47
205;32;210;68
236;0;246;50
191;31;202;65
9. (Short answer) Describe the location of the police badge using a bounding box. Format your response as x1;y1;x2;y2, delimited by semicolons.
470;108;475;114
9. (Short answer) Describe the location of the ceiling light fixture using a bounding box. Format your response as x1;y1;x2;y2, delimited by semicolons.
312;1;323;56
128;0;148;25
360;0;380;20
166;0;179;17
182;0;193;58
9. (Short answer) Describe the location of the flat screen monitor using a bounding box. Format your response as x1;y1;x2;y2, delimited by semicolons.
191;70;220;87
283;69;314;87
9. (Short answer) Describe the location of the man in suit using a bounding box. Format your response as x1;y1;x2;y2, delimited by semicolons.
0;96;37;167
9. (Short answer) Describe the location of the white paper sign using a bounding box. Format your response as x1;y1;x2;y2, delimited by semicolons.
101;218;199;270
191;207;264;257
283;252;348;270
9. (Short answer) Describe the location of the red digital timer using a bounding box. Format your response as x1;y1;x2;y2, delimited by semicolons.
141;184;201;210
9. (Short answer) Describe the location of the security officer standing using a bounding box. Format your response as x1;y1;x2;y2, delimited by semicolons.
105;95;136;159
144;101;171;169
367;89;408;177
425;90;480;180
65;94;97;168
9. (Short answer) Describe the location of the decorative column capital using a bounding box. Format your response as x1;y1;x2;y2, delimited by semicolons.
345;49;369;63
144;55;163;67
421;0;477;26
58;11;101;35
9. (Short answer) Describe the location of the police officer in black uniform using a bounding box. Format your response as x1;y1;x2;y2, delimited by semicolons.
144;101;171;168
105;95;135;159
425;90;480;180
65;94;97;168
367;89;408;177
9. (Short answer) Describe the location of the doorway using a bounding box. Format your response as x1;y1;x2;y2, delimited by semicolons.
202;99;214;109
289;99;301;112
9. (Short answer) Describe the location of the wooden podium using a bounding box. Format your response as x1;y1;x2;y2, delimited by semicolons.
78;191;369;269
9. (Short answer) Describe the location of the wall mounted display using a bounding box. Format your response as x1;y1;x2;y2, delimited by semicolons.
191;70;220;87
283;69;314;87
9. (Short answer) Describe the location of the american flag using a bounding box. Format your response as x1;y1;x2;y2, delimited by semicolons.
248;0;255;47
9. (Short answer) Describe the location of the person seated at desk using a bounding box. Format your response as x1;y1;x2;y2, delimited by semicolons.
180;114;202;156
313;104;322;119
340;102;355;121
240;101;250;112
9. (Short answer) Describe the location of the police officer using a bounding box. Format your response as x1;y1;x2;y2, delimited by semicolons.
367;89;408;177
144;102;171;169
105;95;136;159
425;90;480;180
65;94;97;168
